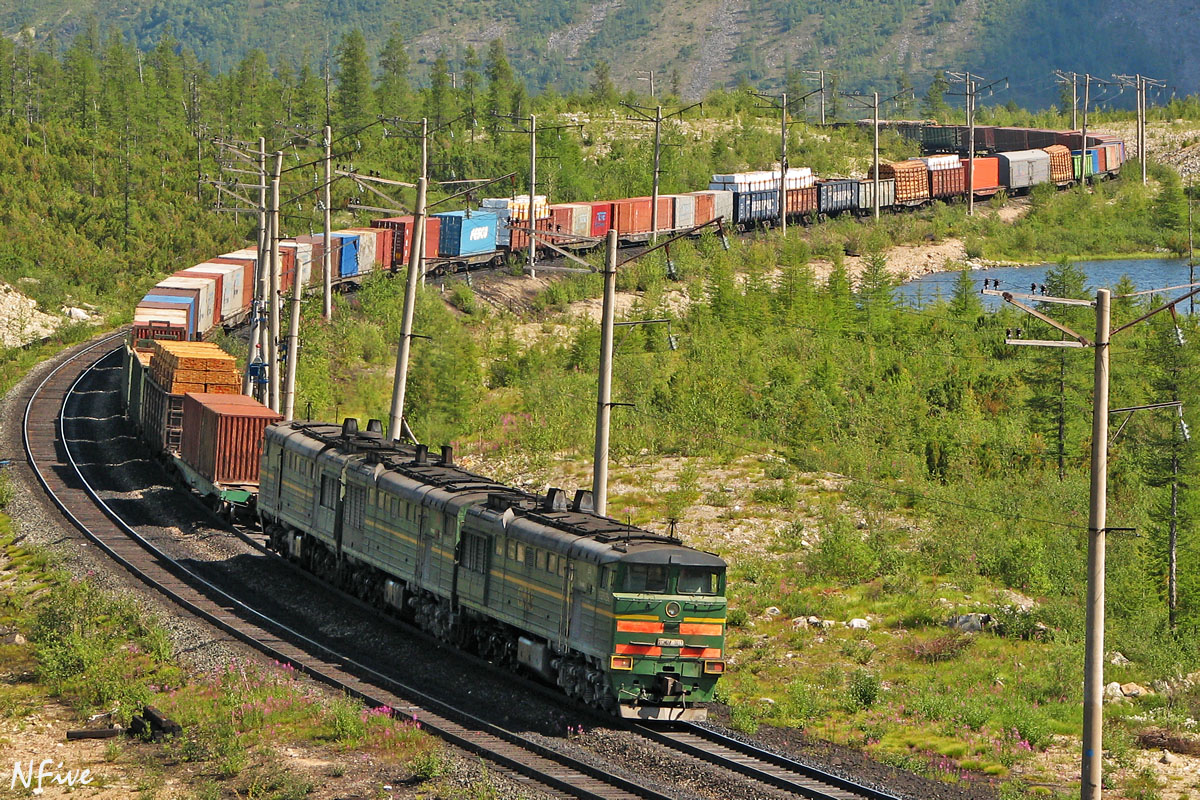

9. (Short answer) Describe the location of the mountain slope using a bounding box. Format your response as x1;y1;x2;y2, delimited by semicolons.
0;0;1193;107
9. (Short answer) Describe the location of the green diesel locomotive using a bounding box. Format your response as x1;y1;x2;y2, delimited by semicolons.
257;418;727;721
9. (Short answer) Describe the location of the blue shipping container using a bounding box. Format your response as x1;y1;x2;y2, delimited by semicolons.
143;294;197;339
331;233;360;277
436;211;499;257
734;191;779;225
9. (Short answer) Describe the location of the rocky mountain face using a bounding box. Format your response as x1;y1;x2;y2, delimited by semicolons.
0;0;1190;106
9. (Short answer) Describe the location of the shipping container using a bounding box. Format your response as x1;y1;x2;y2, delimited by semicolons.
587;202;613;237
733;190;779;226
671;194;696;230
857;179;895;213
817;180;857;216
140;291;200;339
709;168;813;192
330;232;361;277
349;228;377;273
142;375;185;454
613;197;653;234
686;192;717;225
159;276;217;333
966;156;1000;196
710;190;734;225
510;215;552;252
435;210;500;257
192;262;248;320
180;393;281;487
178;268;226;323
872;161;930;204
368;217;439;266
133;300;190;343
615;196;672;234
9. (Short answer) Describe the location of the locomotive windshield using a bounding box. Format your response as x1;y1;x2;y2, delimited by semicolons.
677;567;721;595
620;563;724;594
624;564;669;593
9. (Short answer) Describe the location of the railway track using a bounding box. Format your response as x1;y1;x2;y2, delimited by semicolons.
20;332;912;800
19;333;662;800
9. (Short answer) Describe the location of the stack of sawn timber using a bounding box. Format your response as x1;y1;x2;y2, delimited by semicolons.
143;341;240;455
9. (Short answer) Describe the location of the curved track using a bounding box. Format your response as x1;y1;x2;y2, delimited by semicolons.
20;333;910;800
20;333;662;800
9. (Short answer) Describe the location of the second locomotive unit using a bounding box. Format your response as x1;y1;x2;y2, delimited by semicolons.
257;418;727;721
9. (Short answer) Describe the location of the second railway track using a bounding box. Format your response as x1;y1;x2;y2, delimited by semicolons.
17;331;911;800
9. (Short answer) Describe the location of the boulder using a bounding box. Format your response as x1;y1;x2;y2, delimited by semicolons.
848;618;870;631
1121;683;1151;698
1;632;26;646
947;613;992;633
1109;651;1130;666
819;619;836;629
1104;682;1124;702
1161;750;1179;765
791;617;809;629
764;606;782;617
807;616;822;627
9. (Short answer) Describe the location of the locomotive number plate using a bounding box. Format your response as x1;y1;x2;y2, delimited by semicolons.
656;638;684;648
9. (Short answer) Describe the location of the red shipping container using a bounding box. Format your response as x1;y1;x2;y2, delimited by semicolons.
176;269;226;322
370;216;440;267
548;205;575;246
280;246;297;295
180;393;282;486
786;187;818;216
928;165;966;199
588;202;613;236
966;157;1000;196
689;193;715;225
511;216;552;252
613;197;653;233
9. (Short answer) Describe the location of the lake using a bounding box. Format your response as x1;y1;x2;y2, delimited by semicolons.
897;257;1200;311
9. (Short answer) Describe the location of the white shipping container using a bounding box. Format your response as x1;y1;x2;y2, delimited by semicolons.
711;190;734;223
354;233;376;274
159;276;216;335
194;262;245;319
293;242;314;287
134;306;189;333
672;194;695;229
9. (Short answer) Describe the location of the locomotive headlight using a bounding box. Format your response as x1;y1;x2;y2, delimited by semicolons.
610;655;634;670
703;660;726;674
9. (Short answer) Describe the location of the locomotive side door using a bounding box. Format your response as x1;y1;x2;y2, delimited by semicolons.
558;562;574;647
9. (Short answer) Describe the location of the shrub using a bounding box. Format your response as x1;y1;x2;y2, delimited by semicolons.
845;669;880;711
905;633;974;663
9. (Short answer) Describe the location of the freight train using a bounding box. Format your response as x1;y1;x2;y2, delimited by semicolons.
119;121;1123;719
121;339;728;720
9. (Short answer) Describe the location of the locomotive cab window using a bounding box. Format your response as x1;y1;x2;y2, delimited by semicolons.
678;567;722;595
623;564;668;593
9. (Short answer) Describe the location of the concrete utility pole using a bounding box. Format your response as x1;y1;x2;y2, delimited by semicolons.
1114;73;1165;186
804;70;827;125
268;151;283;413
1056;70;1080;129
241;137;268;397
622;100;700;241
322;125;332;320
873;92;881;220
1081;288;1111;800
637;69;655;98
419;117;429;286
529;113;537;277
842;89;913;221
592;229;618;517
283;234;303;420
948;71;1005;216
990;276;1200;800
1082;74;1091;184
779;93;788;235
389;176;427;442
